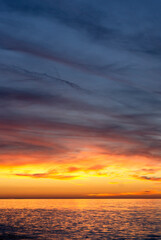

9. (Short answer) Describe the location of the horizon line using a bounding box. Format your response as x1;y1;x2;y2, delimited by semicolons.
1;197;161;199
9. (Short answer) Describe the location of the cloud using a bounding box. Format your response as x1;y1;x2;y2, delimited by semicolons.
134;175;161;182
15;172;78;180
12;164;108;180
0;0;161;170
88;190;161;198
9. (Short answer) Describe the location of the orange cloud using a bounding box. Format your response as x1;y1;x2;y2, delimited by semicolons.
88;190;161;198
11;164;109;182
15;171;78;180
134;175;161;181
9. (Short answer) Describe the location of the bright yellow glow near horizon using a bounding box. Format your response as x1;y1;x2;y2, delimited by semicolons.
1;150;161;198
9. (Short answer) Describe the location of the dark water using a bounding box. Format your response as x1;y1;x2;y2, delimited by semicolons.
0;199;161;239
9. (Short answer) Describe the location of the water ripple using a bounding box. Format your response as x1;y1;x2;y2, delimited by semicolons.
0;199;161;239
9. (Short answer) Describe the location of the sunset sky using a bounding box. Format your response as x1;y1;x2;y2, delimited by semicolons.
0;0;161;198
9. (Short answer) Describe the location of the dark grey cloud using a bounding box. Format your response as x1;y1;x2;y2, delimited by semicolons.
0;0;161;165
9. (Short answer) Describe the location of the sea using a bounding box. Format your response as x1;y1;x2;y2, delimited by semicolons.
0;199;161;239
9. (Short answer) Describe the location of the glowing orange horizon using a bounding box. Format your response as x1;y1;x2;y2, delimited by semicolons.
1;144;161;198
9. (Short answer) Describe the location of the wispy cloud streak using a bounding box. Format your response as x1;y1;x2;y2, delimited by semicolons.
0;0;161;181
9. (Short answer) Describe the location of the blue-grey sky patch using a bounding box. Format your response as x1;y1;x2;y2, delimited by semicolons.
0;0;161;166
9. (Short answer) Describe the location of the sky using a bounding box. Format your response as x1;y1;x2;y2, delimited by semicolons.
0;0;161;198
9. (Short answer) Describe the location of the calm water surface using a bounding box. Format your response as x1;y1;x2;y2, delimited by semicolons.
0;199;161;239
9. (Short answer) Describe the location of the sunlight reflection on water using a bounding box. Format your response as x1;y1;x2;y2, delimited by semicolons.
0;199;161;239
